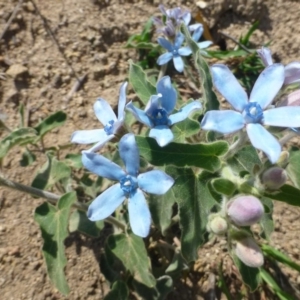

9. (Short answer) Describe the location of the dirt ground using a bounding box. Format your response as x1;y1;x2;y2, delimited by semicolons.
1;0;300;299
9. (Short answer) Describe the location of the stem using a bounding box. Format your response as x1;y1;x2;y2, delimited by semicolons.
223;131;248;160
0;172;127;231
279;130;298;146
158;64;167;80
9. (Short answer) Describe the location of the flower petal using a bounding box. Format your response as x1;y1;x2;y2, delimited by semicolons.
263;107;300;127
169;101;202;125
117;82;128;123
211;64;248;112
94;98;117;125
257;47;273;67
178;46;192;56
87;183;126;221
246;123;281;164
284;62;300;85
88;135;114;152
156;76;177;114
174;32;185;48
126;101;153;127
182;11;191;26
149;125;174;147
249;64;285;109
119;133;140;177
173;56;184;73
157;52;173;66
197;41;213;49
145;94;160;116
138;170;174;195
71;129;107;144
82;151;125;180
128;189;151;238
157;37;173;51
201;110;244;134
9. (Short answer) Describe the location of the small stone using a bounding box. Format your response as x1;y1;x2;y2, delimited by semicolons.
6;64;28;79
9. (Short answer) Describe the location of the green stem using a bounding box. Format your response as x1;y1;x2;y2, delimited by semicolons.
158;64;167;81
0;172;127;231
223;130;248;160
279;130;298;146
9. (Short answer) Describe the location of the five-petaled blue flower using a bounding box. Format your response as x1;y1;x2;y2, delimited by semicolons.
201;64;300;163
71;82;127;152
126;76;202;147
82;133;174;238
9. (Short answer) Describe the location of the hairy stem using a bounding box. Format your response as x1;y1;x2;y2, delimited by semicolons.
0;172;127;231
223;131;248;160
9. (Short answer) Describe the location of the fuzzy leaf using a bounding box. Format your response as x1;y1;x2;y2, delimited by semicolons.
287;150;300;188
104;280;129;300
34;192;76;295
129;61;156;105
136;136;228;172
211;178;236;196
260;197;274;240
107;233;156;287
264;184;300;207
172;117;201;143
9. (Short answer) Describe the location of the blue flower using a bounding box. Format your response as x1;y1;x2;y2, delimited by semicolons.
71;82;127;152
126;76;202;147
82;133;174;237
157;33;192;72
201;64;300;163
188;23;212;54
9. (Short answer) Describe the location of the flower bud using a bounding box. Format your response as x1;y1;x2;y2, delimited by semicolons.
234;237;264;268
262;167;287;190
207;215;228;235
227;195;264;226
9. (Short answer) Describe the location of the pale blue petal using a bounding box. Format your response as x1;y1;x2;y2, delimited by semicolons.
149;125;174;147
145;95;160;116
197;41;213;49
71;129;107;144
128;189;151;238
94;98;117;125
191;24;203;42
119;133;140;177
201;110;244;134
263;107;300;127
169;101;202;125
182;12;191;26
211;64;248;112
126;101;153;127
82;151;125;180
117;82;128;123
156;76;177;113
173;56;184;73
246;123;281;164
87;183;126;221
138;170;174;195
88;135;114;152
178;46;192;56
157;37;173;51
257;47;273;67
174;32;185;48
249;64;285;109
284;62;300;85
157;52;173;66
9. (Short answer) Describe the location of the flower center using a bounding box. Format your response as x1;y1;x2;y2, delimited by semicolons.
150;108;170;126
120;175;138;195
172;48;179;56
243;102;264;124
104;120;114;135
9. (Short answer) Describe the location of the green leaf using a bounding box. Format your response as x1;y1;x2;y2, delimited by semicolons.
133;275;173;300
172;168;218;262
34;192;76;295
172;117;200;143
136;136;228;172
69;210;104;238
211;178;236;196
128;61;156;105
227;145;261;174
34;111;67;138
260;268;295;300
286;150;300;188
0;127;37;159
20;148;36;166
232;255;260;292
64;153;83;169
264;184;300;207
206;49;249;59
104;280;129;300
259;197;274;240
262;244;300;273
107;233;156;287
31;153;71;190
182;24;219;111
165;251;189;278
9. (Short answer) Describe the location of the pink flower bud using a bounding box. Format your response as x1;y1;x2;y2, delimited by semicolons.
208;216;228;235
279;89;300;107
227;195;264;226
262;167;287;190
257;47;273;67
235;237;264;268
